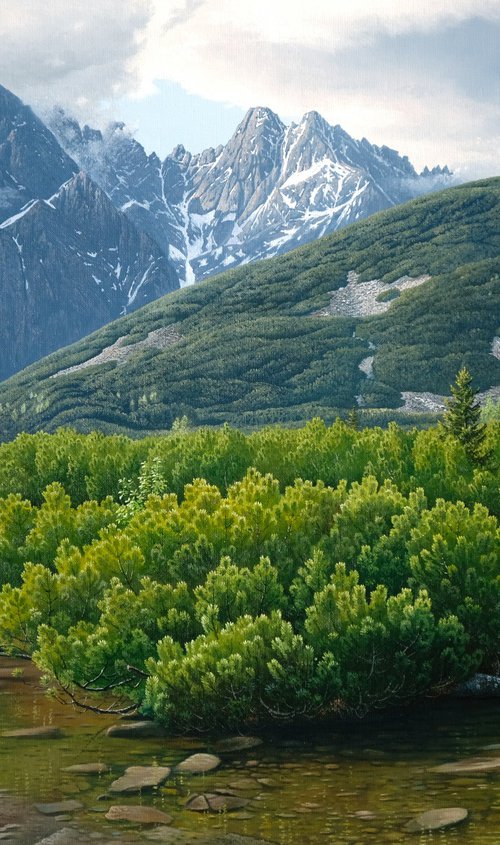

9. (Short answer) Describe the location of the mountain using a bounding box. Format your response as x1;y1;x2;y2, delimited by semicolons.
0;85;76;219
0;178;498;439
0;86;179;379
49;106;452;286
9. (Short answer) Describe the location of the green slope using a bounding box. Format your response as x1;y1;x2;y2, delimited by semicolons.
1;178;499;438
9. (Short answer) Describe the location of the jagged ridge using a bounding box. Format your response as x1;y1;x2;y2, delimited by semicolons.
49;106;452;286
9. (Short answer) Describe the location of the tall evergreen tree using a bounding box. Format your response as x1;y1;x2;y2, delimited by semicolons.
443;368;488;464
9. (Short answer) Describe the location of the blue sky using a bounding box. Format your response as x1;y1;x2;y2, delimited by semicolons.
115;81;248;157
1;1;499;177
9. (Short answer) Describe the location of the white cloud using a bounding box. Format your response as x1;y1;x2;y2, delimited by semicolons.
0;1;499;175
0;0;151;114
129;0;500;173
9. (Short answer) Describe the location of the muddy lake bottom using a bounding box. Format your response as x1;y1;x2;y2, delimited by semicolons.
0;658;498;845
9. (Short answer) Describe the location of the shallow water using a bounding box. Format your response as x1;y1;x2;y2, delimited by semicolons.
0;658;498;844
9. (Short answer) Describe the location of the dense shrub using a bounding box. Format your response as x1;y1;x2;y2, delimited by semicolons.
0;419;497;728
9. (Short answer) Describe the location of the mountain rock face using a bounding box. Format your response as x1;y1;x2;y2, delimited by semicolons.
0;87;178;379
50;106;452;285
0;85;77;219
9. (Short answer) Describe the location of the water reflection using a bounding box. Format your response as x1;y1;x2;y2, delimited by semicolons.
0;659;498;844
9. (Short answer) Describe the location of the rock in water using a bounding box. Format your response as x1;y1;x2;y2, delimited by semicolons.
109;766;171;794
228;778;259;791
404;808;468;832
433;756;500;774
208;795;250;812
451;673;500;697
184;793;249;813
62;762;109;774
213;737;263;753
107;720;167;738
34;800;83;816
3;726;63;739
33;830;81;845
105;805;173;824
175;753;221;774
185;795;211;812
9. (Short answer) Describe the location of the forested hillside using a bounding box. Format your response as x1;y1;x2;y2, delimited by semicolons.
0;418;498;730
0;178;499;439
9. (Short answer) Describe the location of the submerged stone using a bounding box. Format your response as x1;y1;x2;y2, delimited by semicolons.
105;805;173;824
62;762;109;775
207;795;250;812
404;807;468;832
184;793;249;813
433;756;500;774
213;737;263;754
109;766;171;794
3;726;63;739
33;830;82;845
107;720;166;738
34;800;83;816
227;779;259;791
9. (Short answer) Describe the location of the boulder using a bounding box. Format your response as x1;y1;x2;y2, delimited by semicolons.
175;753;221;774
105;805;173;824
109;766;171;794
404;808;468;832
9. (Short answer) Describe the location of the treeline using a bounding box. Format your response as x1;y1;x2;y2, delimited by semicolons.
0;418;498;731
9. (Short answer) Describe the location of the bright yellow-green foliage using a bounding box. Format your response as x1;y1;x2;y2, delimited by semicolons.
0;420;498;730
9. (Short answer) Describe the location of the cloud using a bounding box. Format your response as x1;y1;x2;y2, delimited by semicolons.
0;1;499;175
132;3;500;173
0;0;151;113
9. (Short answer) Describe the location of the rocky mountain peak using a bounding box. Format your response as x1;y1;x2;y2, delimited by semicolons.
48;102;454;286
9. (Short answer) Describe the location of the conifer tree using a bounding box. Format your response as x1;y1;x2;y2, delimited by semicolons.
442;368;488;464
